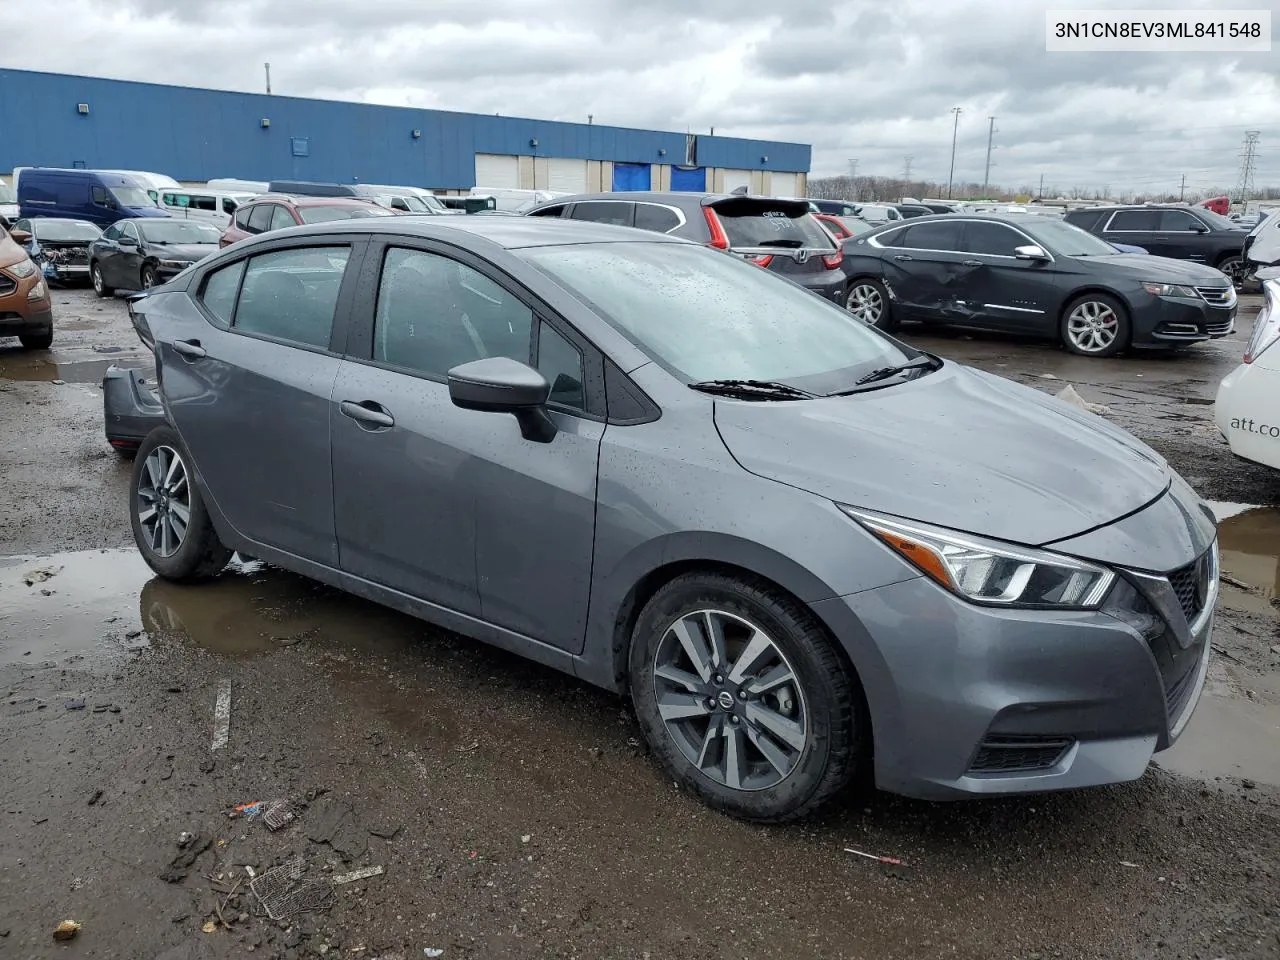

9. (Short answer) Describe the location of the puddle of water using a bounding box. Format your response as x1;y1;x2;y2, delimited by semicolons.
1157;668;1280;787
0;548;436;666
1207;503;1280;613
0;354;146;384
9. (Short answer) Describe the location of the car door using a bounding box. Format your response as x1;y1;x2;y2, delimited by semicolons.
1155;209;1215;264
161;238;364;564
110;222;144;287
330;239;604;651
1100;209;1162;255
873;218;968;320
94;222;122;278
956;220;1060;332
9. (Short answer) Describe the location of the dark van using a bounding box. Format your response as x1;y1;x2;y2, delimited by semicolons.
265;180;364;198
17;169;166;227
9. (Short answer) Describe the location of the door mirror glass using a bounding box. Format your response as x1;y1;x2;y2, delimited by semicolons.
1013;244;1049;260
119;234;138;246
9;229;32;245
448;357;556;443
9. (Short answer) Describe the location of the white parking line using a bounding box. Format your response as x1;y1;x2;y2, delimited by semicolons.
211;679;231;751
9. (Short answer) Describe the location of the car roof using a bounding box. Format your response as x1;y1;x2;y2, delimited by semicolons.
869;211;1060;227
234;214;694;250
28;216;98;226
528;191;793;207
247;194;379;208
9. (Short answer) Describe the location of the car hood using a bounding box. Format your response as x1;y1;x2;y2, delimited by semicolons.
149;243;218;260
1071;253;1231;283
714;363;1171;547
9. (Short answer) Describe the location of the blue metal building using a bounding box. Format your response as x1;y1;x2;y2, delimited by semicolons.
0;69;811;195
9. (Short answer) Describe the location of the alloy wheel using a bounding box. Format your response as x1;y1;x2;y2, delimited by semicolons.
1065;300;1119;353
846;284;883;325
142;266;157;289
137;445;191;558
92;265;103;295
652;609;808;791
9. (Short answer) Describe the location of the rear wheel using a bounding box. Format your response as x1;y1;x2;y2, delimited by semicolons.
845;278;897;330
130;426;232;582
19;330;53;350
1060;293;1130;357
91;262;114;298
629;571;865;822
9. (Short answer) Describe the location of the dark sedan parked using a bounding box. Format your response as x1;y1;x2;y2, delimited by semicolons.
91;218;222;295
524;191;848;305
842;213;1236;357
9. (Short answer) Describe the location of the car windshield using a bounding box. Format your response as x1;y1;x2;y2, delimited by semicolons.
1026;219;1119;257
298;205;397;224
418;194;447;212
1196;208;1241;231
395;195;428;212
139;220;221;243
521;242;912;394
112;186;156;208
838;217;873;235
34;220;101;241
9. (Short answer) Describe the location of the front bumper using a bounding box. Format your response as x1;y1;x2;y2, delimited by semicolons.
811;544;1217;800
1130;289;1236;345
102;364;165;451
0;294;53;334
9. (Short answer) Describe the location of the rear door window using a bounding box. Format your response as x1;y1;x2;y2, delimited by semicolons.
1106;210;1160;231
713;202;832;249
527;203;567;218
962;221;1025;257
235;206;255;230
898;220;964;251
248;204;274;234
568;201;635;227
1158;210;1203;232
199;260;246;325
269;205;298;231
232;246;351;350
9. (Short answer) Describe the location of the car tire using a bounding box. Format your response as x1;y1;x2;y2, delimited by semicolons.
628;571;865;823
845;278;898;330
140;264;158;290
92;262;114;298
1216;254;1246;291
130;425;232;583
19;330;53;350
1060;293;1130;358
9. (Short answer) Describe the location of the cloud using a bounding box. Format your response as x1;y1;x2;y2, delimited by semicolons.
5;0;1277;193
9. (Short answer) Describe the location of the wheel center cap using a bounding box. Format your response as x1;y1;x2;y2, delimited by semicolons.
717;691;735;710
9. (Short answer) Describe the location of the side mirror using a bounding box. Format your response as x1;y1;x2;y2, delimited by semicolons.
447;356;556;443
119;235;138;247
9;229;32;245
1014;244;1049;261
1190;224;1208;234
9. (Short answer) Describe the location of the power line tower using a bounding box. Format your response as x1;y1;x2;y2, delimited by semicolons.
1237;130;1260;205
902;156;913;181
847;159;858;201
982;117;997;195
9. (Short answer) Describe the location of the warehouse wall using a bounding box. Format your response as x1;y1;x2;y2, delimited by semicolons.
0;69;810;191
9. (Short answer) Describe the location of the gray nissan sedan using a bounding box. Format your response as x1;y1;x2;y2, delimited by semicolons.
122;216;1219;822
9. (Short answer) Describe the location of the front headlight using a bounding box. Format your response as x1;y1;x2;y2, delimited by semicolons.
1141;281;1197;298
27;279;47;301
840;507;1116;609
7;258;37;279
159;259;193;269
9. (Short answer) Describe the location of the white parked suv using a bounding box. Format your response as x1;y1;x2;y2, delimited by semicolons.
1215;268;1280;471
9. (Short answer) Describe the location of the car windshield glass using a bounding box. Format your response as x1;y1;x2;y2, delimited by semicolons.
112;186;156;208
34;220;101;241
0;183;14;203
419;195;446;211
521;242;912;394
298;205;396;224
395;195;428;212
838;217;873;235
139;220;221;243
1027;219;1118;256
713;202;833;249
1195;208;1240;231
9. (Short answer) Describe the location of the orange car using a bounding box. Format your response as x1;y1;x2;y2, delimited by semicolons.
0;226;53;349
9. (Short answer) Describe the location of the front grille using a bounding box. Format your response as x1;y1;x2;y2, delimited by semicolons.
1167;558;1207;621
968;737;1073;774
0;275;15;296
1165;663;1198;720
1195;285;1235;307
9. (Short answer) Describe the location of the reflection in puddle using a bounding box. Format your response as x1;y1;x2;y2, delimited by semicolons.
1213;505;1280;613
0;353;146;384
1158;669;1280;788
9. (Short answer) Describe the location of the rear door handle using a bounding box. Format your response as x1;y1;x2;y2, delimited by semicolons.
893;254;914;261
961;259;983;266
173;339;206;359
339;400;395;429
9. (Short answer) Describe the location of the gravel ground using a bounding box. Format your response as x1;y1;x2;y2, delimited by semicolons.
1;286;1277;960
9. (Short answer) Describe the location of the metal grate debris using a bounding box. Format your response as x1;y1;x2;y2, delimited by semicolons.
249;857;334;921
263;801;297;832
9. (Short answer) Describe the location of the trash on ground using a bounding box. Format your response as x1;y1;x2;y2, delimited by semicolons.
66;700;86;711
425;950;445;958
23;566;61;586
1119;861;1140;867
202;920;217;934
333;865;384;885
52;920;80;941
233;797;297;830
177;831;193;848
521;835;531;844
844;847;907;866
211;679;232;751
1055;384;1111;416
250;857;335;921
1219;573;1252;590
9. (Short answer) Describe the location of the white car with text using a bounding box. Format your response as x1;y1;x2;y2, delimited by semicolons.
1215;267;1280;471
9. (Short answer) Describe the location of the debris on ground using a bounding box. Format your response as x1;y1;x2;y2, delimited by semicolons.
52;920;80;941
202;920;217;934
211;679;232;751
1055;384;1111;416
22;566;61;586
425;949;445;958
160;832;213;883
178;831;193;848
844;847;907;866
1220;573;1252;590
305;799;368;862
1120;861;1140;868
87;789;103;806
332;865;384;885
249;857;335;921
66;699;86;711
233;798;298;831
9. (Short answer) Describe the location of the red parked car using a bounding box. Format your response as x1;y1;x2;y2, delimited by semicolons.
813;212;875;241
218;195;396;247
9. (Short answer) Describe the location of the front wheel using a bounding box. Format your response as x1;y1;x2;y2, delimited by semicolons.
845;278;898;330
140;264;158;290
1216;254;1248;292
629;572;865;823
130;426;232;582
19;330;53;350
92;262;115;298
1060;293;1130;357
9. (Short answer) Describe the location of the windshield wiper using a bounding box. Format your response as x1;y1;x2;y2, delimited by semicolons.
688;379;816;400
839;354;941;392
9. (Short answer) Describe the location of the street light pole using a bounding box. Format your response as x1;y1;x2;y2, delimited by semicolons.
947;107;962;199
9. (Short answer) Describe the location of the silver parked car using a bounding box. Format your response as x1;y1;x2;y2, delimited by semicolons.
120;217;1218;821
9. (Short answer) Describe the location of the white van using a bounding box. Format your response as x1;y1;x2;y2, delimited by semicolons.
97;170;179;204
475;187;571;213
206;178;271;195
359;184;445;215
158;188;258;227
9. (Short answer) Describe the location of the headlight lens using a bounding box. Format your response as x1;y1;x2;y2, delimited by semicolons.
27;279;47;301
7;258;37;279
158;259;192;269
1141;281;1197;298
840;507;1116;608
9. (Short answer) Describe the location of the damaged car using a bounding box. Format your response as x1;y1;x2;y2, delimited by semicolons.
9;217;102;285
842;213;1236;357
90;218;221;295
112;216;1219;822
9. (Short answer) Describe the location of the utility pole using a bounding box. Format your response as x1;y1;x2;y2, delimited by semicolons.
1179;174;1186;201
847;159;858;200
1238;130;1260;208
588;114;593;125
1038;173;1045;199
264;62;271;95
982;116;996;196
946;107;962;199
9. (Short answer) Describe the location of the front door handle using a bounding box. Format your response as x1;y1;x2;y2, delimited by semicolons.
961;259;983;266
893;254;913;261
339;400;395;429
173;339;206;359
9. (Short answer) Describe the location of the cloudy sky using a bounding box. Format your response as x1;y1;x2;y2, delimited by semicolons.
7;0;1278;194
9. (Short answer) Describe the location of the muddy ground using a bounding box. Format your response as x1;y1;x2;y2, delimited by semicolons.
1;286;1277;960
